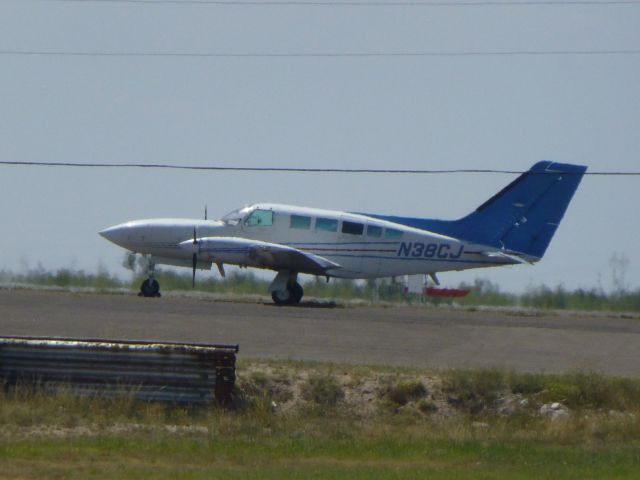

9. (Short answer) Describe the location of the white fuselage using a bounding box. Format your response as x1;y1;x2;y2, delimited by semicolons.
100;203;516;279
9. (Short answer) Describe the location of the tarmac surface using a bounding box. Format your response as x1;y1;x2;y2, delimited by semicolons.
1;288;639;375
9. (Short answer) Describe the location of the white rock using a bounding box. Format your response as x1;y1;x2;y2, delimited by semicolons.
540;402;570;420
551;409;569;420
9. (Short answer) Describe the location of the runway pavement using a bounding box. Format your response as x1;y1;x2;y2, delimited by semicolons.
1;288;638;375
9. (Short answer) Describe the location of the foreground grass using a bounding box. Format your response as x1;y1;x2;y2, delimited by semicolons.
2;435;639;479
1;363;640;478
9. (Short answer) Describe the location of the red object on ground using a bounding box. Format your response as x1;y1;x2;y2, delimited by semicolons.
425;287;470;298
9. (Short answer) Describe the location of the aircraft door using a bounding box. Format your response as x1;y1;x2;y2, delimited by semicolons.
362;223;383;277
337;217;375;276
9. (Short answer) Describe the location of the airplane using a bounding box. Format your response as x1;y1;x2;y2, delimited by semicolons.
99;161;586;305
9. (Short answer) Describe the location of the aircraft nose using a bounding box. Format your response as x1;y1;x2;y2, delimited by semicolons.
99;224;129;247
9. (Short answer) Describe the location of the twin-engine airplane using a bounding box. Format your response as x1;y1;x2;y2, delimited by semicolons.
100;161;586;304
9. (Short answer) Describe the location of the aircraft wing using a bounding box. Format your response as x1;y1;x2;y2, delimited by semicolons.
184;236;342;275
248;243;341;274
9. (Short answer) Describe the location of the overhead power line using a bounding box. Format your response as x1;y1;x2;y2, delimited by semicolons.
34;0;640;6
1;49;639;58
0;161;637;175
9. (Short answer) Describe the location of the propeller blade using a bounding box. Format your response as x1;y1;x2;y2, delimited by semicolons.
192;226;198;287
192;252;197;287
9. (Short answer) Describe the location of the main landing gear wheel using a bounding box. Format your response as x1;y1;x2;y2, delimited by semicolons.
139;278;161;298
289;282;303;304
271;282;303;306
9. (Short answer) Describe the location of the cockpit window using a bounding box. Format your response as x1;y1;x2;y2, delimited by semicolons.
244;209;274;227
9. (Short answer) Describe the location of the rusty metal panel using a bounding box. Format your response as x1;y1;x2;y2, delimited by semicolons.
0;336;238;405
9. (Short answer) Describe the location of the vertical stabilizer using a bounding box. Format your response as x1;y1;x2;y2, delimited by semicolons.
362;161;587;259
454;161;587;258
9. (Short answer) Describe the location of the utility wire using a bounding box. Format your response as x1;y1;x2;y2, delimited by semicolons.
30;0;640;6
0;161;637;175
1;49;639;58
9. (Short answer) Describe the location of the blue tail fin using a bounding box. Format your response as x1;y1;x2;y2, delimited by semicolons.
365;161;587;259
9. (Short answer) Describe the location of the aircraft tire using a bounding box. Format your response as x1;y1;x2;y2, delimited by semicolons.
289;282;303;304
140;278;161;298
271;282;303;305
271;289;291;306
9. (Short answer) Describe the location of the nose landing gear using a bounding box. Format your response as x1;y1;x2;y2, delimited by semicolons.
139;277;161;297
138;256;161;297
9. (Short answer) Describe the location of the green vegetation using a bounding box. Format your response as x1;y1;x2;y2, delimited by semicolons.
0;267;270;296
443;369;506;414
442;369;640;413
2;263;640;312
385;380;427;406
301;374;345;409
453;278;640;312
1;362;640;479
2;434;639;479
0;266;123;291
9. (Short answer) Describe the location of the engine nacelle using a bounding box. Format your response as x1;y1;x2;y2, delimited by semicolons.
179;237;256;266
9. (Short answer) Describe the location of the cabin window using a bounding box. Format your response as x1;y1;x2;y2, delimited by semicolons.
342;221;364;236
290;214;311;230
366;225;383;238
384;228;403;238
315;217;338;232
244;209;273;227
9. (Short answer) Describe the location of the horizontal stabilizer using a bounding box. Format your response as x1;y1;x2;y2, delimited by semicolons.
481;251;533;265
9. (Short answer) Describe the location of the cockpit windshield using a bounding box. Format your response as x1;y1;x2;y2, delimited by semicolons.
221;207;248;226
222;206;274;227
244;209;273;227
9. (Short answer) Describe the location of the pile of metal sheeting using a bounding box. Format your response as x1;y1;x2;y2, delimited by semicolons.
0;336;238;405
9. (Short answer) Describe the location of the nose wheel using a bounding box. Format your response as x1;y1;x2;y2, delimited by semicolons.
271;282;303;305
139;278;161;298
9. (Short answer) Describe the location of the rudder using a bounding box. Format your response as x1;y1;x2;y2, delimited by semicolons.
458;161;587;258
361;161;587;259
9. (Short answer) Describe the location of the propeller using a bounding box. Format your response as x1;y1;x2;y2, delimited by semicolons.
191;227;198;287
194;203;207;287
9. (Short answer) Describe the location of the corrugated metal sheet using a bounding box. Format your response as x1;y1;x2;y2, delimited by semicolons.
0;336;238;405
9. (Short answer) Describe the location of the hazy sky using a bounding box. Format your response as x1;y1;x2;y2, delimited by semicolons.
1;0;638;292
